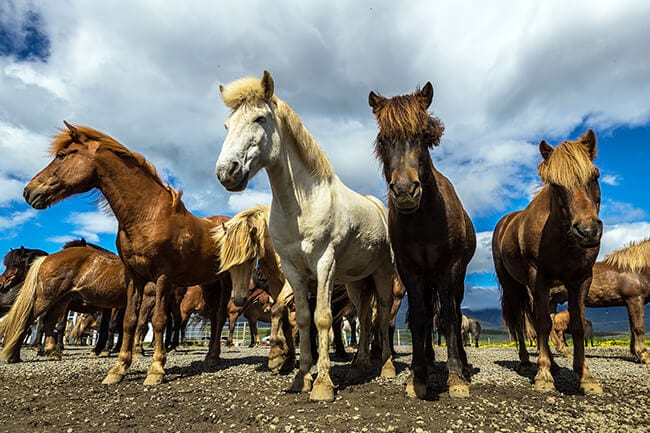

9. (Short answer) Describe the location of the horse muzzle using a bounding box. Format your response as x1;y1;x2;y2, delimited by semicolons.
23;185;50;209
390;181;422;214
216;160;249;192
571;219;603;248
231;295;247;307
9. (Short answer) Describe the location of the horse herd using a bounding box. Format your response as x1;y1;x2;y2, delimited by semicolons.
1;71;649;402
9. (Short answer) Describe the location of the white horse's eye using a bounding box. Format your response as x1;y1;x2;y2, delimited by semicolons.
254;116;266;124
224;123;228;130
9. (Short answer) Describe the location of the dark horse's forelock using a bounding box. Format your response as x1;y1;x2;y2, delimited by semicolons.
373;91;444;155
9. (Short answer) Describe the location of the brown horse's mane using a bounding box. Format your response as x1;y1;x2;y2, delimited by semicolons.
51;126;183;206
214;205;270;272
603;238;650;273
62;238;115;256
538;140;597;188
220;76;333;178
372;88;444;153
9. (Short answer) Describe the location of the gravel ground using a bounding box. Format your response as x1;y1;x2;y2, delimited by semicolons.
0;344;648;433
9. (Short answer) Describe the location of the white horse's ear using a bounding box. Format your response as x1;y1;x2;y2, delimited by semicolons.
539;140;554;161
580;129;597;160
219;84;225;94
261;70;274;100
418;82;434;108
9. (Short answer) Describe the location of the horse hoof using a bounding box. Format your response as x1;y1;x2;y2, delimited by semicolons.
638;352;650;364
580;381;603;395
88;351;97;357
99;351;110;357
6;357;22;364
381;363;396;379
48;354;62;361
449;383;470;398
166;348;177;355
533;379;555;392
102;373;124;385
144;373;164;386
287;372;313;393
132;352;143;359
309;383;335;402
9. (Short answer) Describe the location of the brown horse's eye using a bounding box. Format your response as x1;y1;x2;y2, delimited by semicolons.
56;152;65;160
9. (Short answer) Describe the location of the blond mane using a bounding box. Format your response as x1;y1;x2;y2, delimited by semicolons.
213;205;270;272
603;238;650;273
538;140;597;188
51;125;183;207
220;76;334;178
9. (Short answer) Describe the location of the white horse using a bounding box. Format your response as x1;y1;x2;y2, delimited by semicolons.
215;70;396;402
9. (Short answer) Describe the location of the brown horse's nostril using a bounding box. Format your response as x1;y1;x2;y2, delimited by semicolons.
410;181;421;196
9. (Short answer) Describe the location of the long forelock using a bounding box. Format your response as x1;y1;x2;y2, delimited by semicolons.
373;92;444;149
214;205;270;273
538;140;597;187
221;76;276;110
603;238;650;273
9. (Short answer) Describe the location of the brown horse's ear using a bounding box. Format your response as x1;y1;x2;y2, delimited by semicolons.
368;91;386;112
539;140;554;161
418;82;434;108
580;129;597;160
261;70;274;100
63;120;88;143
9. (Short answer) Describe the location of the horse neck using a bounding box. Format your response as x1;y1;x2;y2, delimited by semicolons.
94;151;174;229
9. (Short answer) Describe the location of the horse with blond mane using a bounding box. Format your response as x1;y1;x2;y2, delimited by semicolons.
493;130;603;394
550;237;650;363
23;123;231;385
216;71;396;401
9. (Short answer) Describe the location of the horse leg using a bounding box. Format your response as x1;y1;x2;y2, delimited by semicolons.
284;267;314;395
531;274;556;392
346;279;372;378
372;268;396;379
54;311;67;355
41;302;70;361
204;278;231;367
132;296;151;358
226;309;237;347
110;308;125;355
103;278;142;385
401;274;430;399
332;316;348;360
268;289;290;373
248;316;258;348
438;272;470;398
550;327;570;357
626;296;650;364
92;308;111;357
143;277;170;386
567;277;601;394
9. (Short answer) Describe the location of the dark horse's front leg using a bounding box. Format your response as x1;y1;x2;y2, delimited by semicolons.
203;277;232;367
402;274;432;399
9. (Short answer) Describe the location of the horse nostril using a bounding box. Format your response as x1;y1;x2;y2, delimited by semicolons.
410;181;421;196
228;160;241;177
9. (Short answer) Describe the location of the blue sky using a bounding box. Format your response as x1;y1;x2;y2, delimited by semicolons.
1;1;650;310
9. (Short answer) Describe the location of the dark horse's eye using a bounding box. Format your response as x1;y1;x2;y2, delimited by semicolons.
254;116;266;124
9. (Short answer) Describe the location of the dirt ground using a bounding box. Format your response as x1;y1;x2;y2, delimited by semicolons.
0;344;648;433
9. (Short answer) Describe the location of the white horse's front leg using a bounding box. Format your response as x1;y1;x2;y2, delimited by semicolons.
283;265;313;394
311;251;336;402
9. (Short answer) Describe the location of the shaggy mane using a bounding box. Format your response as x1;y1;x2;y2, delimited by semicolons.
51;125;183;207
220;76;334;178
603;238;650;273
213;205;270;272
372;89;444;151
538;140;598;188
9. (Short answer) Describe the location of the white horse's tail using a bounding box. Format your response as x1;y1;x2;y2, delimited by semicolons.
1;255;45;360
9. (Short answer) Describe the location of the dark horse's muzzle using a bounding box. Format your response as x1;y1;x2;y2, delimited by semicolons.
571;219;603;248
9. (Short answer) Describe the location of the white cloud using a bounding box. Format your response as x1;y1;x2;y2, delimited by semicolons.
601;174;620;186
0;208;37;231
599;221;650;260
467;231;495;275
601;199;647;225
226;189;273;214
65;211;118;239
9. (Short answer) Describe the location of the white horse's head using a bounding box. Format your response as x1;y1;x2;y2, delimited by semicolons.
216;70;280;192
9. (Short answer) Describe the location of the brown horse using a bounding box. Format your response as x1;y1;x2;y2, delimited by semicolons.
226;287;273;347
0;242;128;362
23;123;232;385
369;83;476;398
550;238;650;363
1;247;49;315
461;315;481;348
550;310;594;356
493;129;603;394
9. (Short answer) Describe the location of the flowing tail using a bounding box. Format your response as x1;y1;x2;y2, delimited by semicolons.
1;255;45;360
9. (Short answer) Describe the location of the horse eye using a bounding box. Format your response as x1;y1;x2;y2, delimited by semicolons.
254;116;266;124
224;123;228;130
56;152;65;159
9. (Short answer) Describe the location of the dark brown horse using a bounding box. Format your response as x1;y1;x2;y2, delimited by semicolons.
369;83;476;398
493;129;603;394
226;287;273;347
550;238;650;363
23;123;231;385
0;247;48;293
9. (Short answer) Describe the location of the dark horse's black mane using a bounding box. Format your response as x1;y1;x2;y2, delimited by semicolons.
3;246;48;267
63;238;114;255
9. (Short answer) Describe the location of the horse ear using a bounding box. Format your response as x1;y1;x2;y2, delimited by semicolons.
580;129;597;160
219;84;225;94
368;91;386;112
63;120;88;143
539;140;554;161
261;70;274;100
418;82;434;108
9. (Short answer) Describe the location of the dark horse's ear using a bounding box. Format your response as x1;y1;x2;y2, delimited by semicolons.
539;140;554;161
368;91;386;113
261;70;274;101
418;82;434;109
580;129;597;160
63;120;87;143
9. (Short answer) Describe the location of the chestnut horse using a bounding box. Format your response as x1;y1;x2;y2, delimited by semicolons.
226;287;273;347
217;72;396;401
0;241;129;362
369;82;476;398
550;310;594;356
23;123;231;385
493;129;603;394
550;238;650;363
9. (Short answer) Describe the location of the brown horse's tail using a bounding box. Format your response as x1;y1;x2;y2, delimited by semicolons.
1;255;45;359
498;279;533;347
